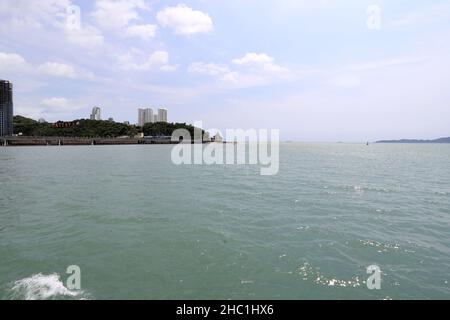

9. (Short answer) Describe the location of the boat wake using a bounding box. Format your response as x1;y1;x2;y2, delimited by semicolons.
6;273;88;300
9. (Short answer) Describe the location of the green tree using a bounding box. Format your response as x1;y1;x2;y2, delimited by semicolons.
142;122;204;139
13;116;139;138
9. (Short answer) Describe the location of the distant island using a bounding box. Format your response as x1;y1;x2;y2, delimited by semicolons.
376;137;450;144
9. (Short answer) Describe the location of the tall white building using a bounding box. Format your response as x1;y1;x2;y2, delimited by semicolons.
90;106;101;120
145;108;154;124
138;108;155;126
157;108;168;123
138;108;145;127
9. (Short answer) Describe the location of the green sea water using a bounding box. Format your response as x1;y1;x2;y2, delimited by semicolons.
0;143;449;299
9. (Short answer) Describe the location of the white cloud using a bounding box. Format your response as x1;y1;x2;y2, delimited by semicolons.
0;52;94;80
38;97;86;120
92;0;148;29
189;53;293;88
157;4;213;35
232;53;274;66
189;62;240;84
65;25;105;48
125;24;157;39
0;0;105;49
148;51;170;66
232;52;290;74
40;97;78;114
159;64;178;72
188;62;255;87
0;0;72;29
19;96;83;121
38;62;77;78
230;53;293;87
188;62;231;76
119;50;177;72
0;52;30;72
221;71;240;84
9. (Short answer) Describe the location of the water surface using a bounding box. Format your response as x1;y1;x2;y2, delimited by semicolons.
0;143;449;299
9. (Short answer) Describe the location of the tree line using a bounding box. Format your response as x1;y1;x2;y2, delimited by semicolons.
13;116;202;139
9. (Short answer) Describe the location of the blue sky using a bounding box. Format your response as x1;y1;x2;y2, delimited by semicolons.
0;0;449;141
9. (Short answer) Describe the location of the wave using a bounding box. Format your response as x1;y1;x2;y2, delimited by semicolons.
7;273;87;300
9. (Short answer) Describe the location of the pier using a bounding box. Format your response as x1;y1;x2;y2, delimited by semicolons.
0;137;183;147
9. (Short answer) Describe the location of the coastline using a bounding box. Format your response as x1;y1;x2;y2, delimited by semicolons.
0;137;233;146
1;137;178;147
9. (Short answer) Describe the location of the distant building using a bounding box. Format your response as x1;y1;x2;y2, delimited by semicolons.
153;114;158;123
90;106;101;120
124;121;130;125
212;132;223;142
108;117;114;122
157;108;168;123
138;108;146;127
145;108;153;124
38;118;46;123
138;108;155;126
0;80;14;136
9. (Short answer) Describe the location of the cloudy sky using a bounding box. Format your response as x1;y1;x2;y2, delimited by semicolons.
0;0;449;141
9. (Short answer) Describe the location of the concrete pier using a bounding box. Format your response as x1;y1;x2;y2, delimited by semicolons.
0;137;184;146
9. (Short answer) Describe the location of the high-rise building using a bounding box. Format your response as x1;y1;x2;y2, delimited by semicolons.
153;115;158;123
145;108;154;124
138;108;146;127
138;108;155;126
157;108;168;123
0;80;13;136
90;106;101;120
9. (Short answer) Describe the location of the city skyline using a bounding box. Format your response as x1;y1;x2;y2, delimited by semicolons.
1;82;170;128
0;1;449;141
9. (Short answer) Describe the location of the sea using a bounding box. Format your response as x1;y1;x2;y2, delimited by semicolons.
0;143;449;300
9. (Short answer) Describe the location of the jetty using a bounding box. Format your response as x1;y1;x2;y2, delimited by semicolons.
0;137;181;146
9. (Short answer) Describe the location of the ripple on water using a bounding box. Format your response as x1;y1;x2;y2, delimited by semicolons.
297;263;361;288
359;239;417;254
330;184;396;194
360;239;400;252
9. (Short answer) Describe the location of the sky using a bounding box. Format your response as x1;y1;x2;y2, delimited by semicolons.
0;0;449;141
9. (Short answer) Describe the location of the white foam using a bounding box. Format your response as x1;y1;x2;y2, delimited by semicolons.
9;273;85;300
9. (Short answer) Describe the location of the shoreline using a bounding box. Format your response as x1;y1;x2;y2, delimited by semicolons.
0;137;233;147
1;137;181;146
2;137;450;147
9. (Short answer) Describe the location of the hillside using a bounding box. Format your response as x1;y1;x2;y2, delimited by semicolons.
376;137;450;143
13;116;138;138
13;116;202;139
